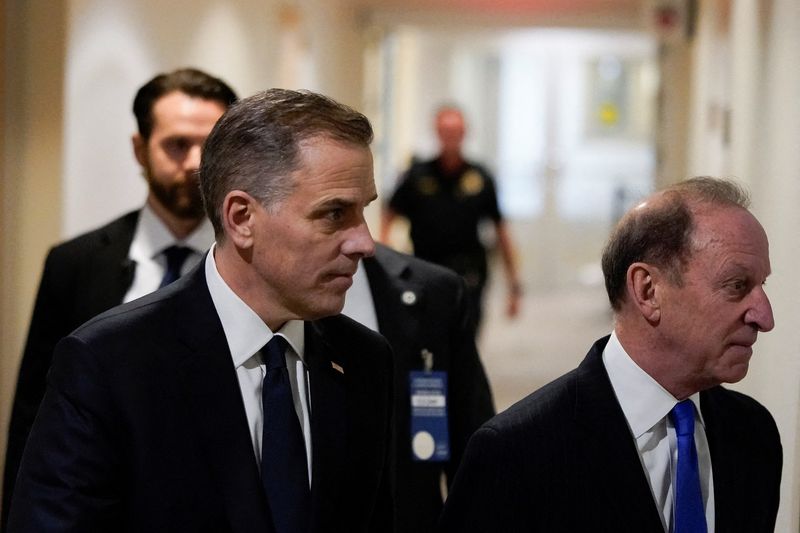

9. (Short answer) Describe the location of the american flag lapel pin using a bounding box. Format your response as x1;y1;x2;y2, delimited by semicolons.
331;361;344;374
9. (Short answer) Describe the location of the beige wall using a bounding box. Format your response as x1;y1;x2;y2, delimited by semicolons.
685;1;800;530
0;3;5;483
749;1;800;529
655;39;692;189
0;0;65;501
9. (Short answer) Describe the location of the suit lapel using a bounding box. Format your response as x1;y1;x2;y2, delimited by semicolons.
364;247;425;368
700;388;740;532
572;339;665;530
170;266;271;532
304;322;346;529
81;211;139;317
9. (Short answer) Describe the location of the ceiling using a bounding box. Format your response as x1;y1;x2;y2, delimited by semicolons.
354;0;647;30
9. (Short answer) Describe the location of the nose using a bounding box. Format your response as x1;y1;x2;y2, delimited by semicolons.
342;218;376;259
745;285;775;332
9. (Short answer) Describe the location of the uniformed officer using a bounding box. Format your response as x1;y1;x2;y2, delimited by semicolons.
381;105;521;331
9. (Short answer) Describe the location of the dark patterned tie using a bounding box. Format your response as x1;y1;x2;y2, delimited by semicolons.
261;336;310;533
158;246;192;288
670;400;707;533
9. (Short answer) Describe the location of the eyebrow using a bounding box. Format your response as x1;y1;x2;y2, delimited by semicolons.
315;198;354;211
315;191;377;210
719;259;771;280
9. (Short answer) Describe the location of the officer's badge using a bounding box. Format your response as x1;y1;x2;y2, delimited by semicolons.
459;170;484;196
416;175;438;195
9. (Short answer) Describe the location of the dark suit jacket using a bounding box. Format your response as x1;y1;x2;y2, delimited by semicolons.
439;336;782;533
7;263;394;532
364;245;494;533
3;211;139;528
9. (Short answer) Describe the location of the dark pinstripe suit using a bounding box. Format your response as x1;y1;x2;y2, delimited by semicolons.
439;336;781;533
8;263;394;532
3;211;140;527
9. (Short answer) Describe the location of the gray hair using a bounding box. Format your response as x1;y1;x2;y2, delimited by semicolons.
199;88;374;238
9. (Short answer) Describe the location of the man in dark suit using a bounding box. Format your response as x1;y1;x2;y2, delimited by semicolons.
343;244;495;532
2;68;237;528
440;177;781;532
8;89;393;532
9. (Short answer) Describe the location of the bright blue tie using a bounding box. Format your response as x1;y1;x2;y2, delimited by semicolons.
261;336;310;533
670;400;707;533
159;246;192;288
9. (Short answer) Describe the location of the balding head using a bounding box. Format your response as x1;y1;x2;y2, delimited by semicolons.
601;177;751;311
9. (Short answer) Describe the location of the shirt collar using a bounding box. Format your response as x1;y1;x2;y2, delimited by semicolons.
129;203;214;263
603;331;704;438
205;244;305;368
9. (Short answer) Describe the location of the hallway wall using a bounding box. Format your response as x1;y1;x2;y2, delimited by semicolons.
686;1;800;530
0;2;66;500
748;2;800;529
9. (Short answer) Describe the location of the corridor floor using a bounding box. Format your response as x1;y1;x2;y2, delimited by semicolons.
478;277;614;412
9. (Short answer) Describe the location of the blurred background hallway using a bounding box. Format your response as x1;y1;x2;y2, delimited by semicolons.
3;0;800;529
479;254;612;412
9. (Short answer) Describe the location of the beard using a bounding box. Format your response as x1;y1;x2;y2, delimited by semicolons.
144;167;205;220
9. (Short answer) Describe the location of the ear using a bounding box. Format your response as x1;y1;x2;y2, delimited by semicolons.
221;190;258;250
132;133;148;167
626;262;661;324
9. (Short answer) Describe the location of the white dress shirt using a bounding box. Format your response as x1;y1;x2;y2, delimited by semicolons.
204;246;312;486
123;203;214;302
603;331;715;532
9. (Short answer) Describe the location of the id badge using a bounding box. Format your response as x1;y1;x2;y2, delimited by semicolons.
409;371;450;462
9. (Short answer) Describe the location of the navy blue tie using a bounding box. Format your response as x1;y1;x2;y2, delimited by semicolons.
670;400;707;533
261;336;310;533
159;246;192;288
